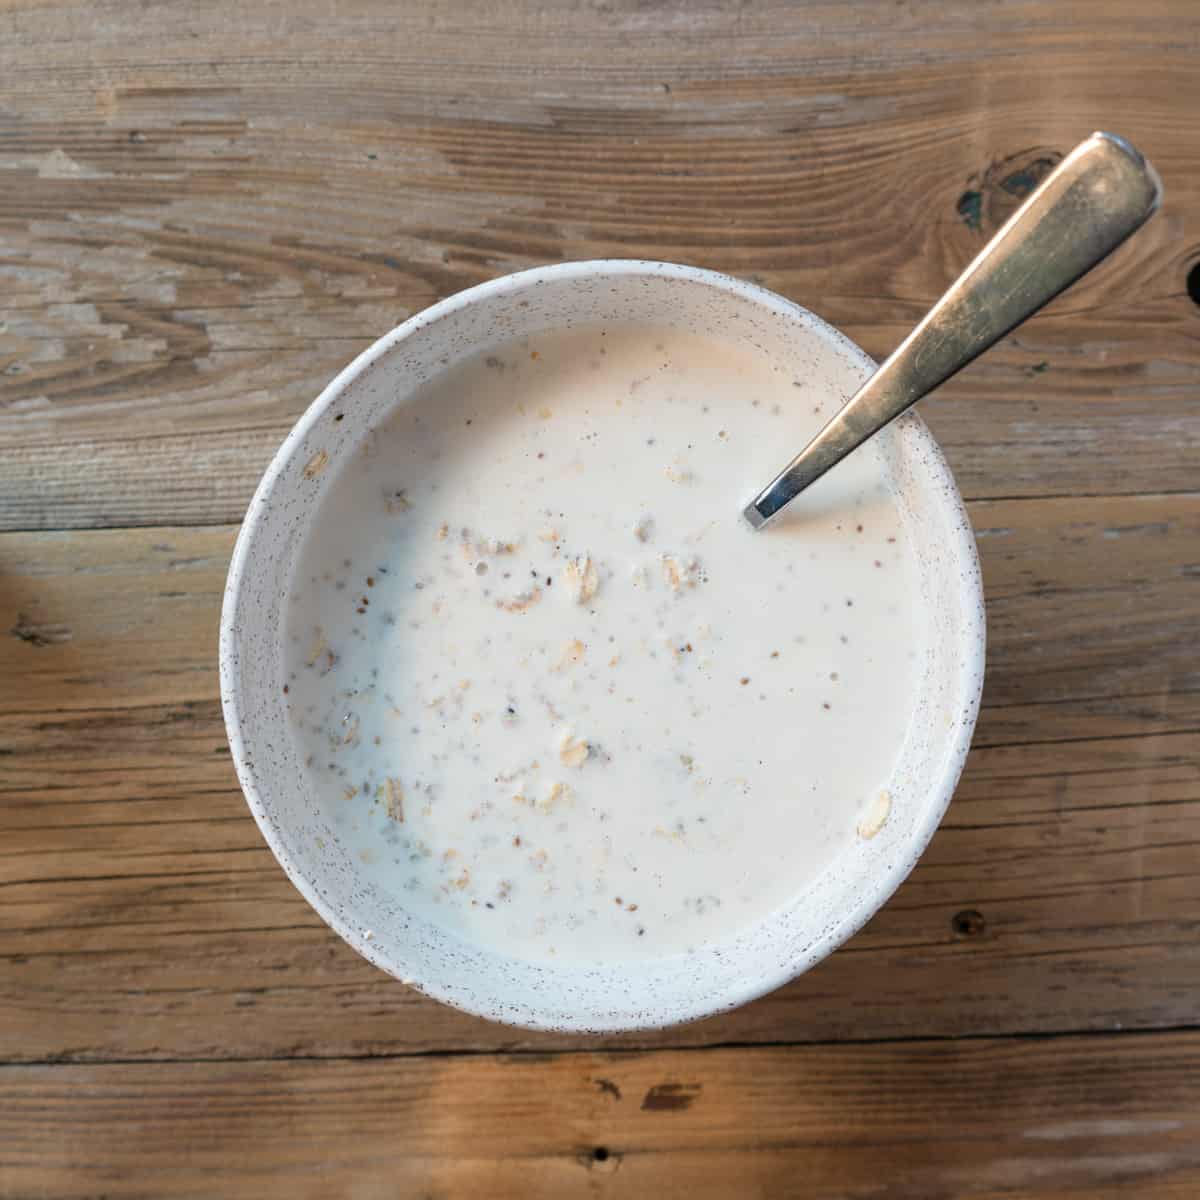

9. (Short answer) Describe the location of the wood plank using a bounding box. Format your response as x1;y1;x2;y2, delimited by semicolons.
974;690;1200;750
2;708;1198;1060
1;1;1199;527
972;494;1200;708
3;494;1195;720
0;527;229;714
3;1033;1200;1198
0;499;1197;1060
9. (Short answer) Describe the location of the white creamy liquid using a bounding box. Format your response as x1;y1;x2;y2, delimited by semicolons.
284;324;922;966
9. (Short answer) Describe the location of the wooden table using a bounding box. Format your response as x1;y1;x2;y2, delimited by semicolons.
2;2;1198;1195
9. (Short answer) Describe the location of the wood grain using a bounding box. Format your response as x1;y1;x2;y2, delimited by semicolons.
0;527;229;714
1;1;1199;528
3;2;1200;1194
3;702;1198;1061
4;1033;1200;1199
0;500;1197;1060
3;493;1196;720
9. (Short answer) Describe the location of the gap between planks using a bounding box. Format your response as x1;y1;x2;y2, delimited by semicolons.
9;1018;1200;1071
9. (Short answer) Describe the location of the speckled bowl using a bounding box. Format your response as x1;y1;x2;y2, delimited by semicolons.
220;260;985;1031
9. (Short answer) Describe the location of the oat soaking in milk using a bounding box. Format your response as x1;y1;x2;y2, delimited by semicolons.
284;324;921;965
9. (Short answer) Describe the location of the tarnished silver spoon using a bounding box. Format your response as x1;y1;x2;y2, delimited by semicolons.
743;132;1161;530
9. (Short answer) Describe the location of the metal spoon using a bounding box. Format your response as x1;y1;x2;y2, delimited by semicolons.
743;131;1162;530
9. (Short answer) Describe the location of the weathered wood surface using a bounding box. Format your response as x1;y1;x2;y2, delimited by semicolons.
2;494;1195;722
1;2;1199;528
2;0;1199;1194
5;1034;1200;1199
1;499;1196;1061
4;703;1199;1062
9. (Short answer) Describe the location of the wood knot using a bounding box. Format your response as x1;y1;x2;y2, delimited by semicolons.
958;147;1064;235
1187;261;1200;308
952;909;986;938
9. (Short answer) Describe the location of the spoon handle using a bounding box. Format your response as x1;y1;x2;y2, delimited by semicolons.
744;131;1162;530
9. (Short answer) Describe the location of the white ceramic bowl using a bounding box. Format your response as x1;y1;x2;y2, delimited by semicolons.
220;260;985;1031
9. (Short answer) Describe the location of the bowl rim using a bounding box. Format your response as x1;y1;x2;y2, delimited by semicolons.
220;258;986;1031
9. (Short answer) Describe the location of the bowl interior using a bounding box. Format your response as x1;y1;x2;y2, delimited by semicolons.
220;261;984;1031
